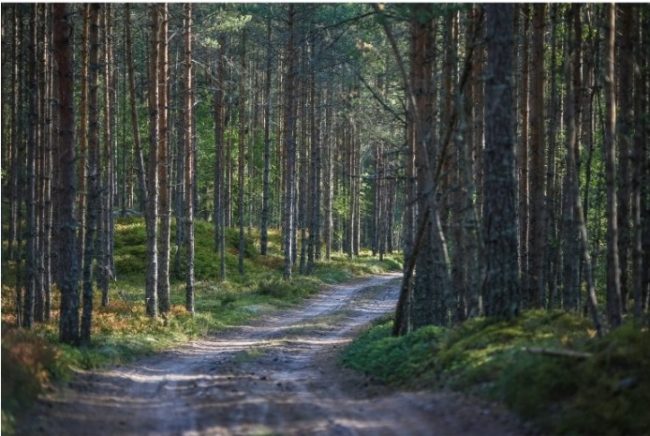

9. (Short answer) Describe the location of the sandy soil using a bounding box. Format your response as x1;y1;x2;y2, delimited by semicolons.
19;274;532;435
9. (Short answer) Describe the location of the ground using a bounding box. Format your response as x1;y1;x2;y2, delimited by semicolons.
18;274;529;435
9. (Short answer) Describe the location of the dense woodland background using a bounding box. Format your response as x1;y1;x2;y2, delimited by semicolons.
1;0;649;401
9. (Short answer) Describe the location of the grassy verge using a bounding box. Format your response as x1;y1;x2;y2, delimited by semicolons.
341;311;650;435
1;217;401;432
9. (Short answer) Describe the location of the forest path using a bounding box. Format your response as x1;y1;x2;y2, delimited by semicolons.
21;274;527;436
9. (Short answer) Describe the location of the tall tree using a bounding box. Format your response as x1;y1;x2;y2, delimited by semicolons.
482;3;520;319
283;4;297;280
157;4;171;314
184;3;195;313
260;17;272;256
125;4;147;212
81;3;101;344
145;5;160;318
53;3;80;344
527;4;546;308
603;3;622;328
238;29;247;275
617;4;634;312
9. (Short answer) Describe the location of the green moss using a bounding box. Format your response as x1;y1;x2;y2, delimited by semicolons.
342;311;649;435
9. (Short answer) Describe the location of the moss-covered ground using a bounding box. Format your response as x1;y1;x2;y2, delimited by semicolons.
341;311;650;435
1;217;401;431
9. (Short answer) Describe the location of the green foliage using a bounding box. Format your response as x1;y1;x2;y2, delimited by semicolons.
342;311;650;435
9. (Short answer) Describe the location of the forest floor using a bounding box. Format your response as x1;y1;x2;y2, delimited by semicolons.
16;274;527;436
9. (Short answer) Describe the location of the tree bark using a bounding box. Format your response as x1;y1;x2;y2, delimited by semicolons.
53;3;81;345
145;5;160;318
184;3;195;313
157;4;171;314
603;3;622;328
483;3;520;319
283;5;297;280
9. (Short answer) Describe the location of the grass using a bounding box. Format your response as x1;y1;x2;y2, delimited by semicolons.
341;311;650;435
1;216;402;431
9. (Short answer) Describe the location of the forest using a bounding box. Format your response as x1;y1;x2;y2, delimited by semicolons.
2;3;649;435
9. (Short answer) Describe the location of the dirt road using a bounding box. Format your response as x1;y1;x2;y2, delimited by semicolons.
20;274;528;435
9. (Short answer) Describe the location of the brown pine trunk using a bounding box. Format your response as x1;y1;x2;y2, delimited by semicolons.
81;3;101;344
53;3;80;345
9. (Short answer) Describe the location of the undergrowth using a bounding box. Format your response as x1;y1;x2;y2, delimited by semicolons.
341;311;650;435
1;216;401;430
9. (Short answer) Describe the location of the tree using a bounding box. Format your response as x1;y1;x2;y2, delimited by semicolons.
283;4;297;280
125;4;147;213
184;3;195;313
81;3;101;344
260;17;272;257
158;4;171;314
527;4;546;309
145;5;160;318
53;3;80;344
603;3;622;328
482;3;520;319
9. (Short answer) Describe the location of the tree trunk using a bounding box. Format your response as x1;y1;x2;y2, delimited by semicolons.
184;3;195;313
238;29;247;275
283;5;297;280
145;5;160;318
260;17;272;256
518;5;530;285
53;3;80;345
527;4;546;308
483;3;520;319
125;4;147;212
617;4;634;312
603;3;622;328
157;4;170;314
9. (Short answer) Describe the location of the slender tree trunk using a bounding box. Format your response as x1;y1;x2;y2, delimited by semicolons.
145;5;160;318
603;4;622;328
157;4;170;314
125;4;147;212
214;39;226;280
518;5;530;285
617;4;634;313
78;4;89;278
184;3;195;313
24;5;38;329
81;3;101;344
53;3;80;345
527;4;546;308
283;5;297;280
260;19;272;256
238;30;247;275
